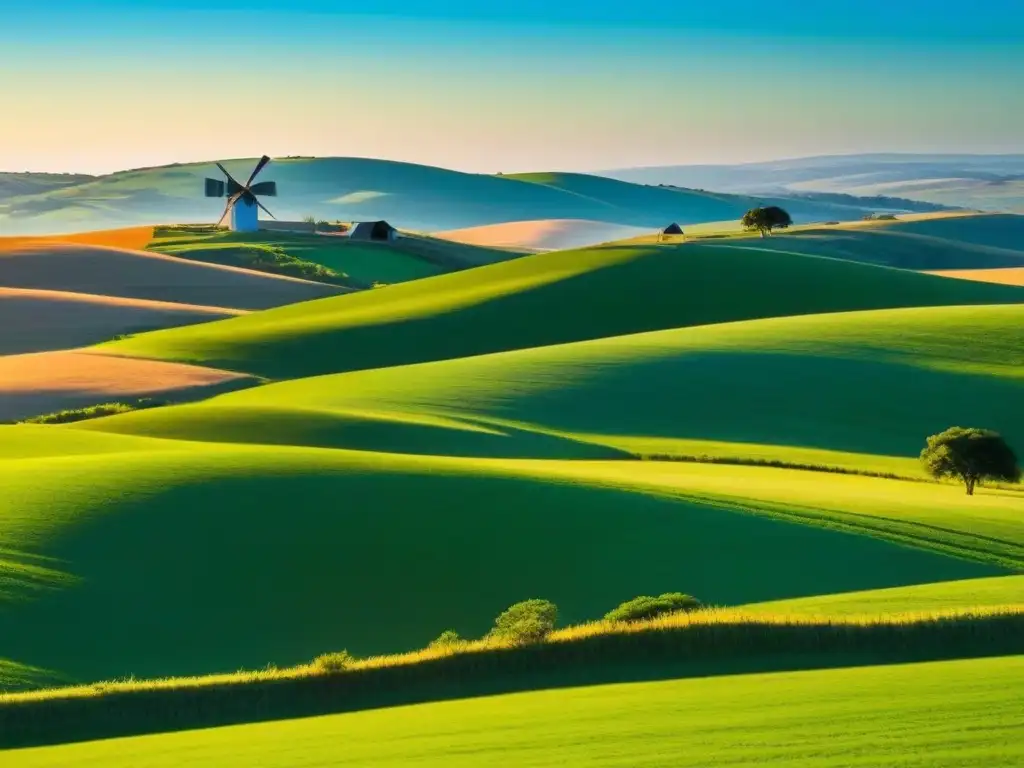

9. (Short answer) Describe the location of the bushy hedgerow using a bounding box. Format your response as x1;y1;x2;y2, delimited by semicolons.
604;593;702;623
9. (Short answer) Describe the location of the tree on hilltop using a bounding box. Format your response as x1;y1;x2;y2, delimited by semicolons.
920;427;1020;496
741;206;792;237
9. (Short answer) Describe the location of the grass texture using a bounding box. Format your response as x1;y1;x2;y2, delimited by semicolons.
97;240;1024;379
0;609;1020;750
9;656;1021;767
17;655;1024;768
148;226;440;287
116;302;1024;462
743;575;1024;615
0;435;1008;687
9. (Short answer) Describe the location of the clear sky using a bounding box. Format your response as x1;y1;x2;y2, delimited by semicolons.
2;0;1022;174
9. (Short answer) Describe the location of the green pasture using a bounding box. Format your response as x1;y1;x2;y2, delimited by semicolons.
744;574;1024;615
98;240;1024;379
0;436;1003;686
100;303;1024;463
6;656;1022;767
514;461;1024;569
148;227;464;287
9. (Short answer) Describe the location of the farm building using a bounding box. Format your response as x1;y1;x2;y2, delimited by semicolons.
662;223;684;235
348;220;398;242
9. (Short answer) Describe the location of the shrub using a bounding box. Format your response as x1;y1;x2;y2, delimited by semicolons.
605;593;702;623
428;630;464;650
487;599;558;644
21;399;168;425
313;650;356;672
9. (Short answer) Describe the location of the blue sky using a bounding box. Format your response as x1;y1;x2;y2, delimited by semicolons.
2;0;1022;173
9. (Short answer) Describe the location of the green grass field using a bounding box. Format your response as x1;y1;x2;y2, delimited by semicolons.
2;210;1024;758
116;302;1024;461
6;656;1022;766
98;238;1024;379
743;574;1024;614
145;225;519;289
3;435;1006;687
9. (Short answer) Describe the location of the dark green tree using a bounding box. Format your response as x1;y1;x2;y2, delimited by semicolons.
741;206;793;237
920;427;1020;495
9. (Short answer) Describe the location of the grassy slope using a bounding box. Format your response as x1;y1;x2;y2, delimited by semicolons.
744;575;1024;615
99;304;1024;462
709;215;1024;271
146;227;520;289
7;656;1022;767
97;241;1024;379
0;431;1002;685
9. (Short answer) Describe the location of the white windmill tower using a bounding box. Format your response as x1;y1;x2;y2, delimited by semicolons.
204;155;278;232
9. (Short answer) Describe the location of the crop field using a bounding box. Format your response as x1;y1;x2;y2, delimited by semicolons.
0;210;1022;760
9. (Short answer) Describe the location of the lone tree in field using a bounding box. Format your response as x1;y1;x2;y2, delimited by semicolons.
741;206;792;237
920;427;1020;495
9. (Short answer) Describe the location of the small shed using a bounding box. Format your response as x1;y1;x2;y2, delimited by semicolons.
662;223;684;235
348;220;398;242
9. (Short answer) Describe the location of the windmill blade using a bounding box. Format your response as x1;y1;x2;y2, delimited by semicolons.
249;180;277;196
215;191;243;228
245;155;272;187
215;162;245;191
204;178;226;198
252;195;277;220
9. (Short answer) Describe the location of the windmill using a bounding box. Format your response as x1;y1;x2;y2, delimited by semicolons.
204;155;277;232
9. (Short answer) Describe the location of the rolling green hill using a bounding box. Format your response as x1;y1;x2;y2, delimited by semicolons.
0;158;950;236
0;426;1004;686
6;656;1021;767
3;177;1024;758
91;303;1024;464
97;241;1024;379
144;226;520;290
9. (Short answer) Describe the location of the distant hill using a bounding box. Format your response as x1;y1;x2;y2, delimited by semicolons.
601;153;1024;212
0;172;95;199
0;157;956;236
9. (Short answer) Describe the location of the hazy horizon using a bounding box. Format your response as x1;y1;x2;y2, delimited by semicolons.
6;150;1024;179
4;0;1023;175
